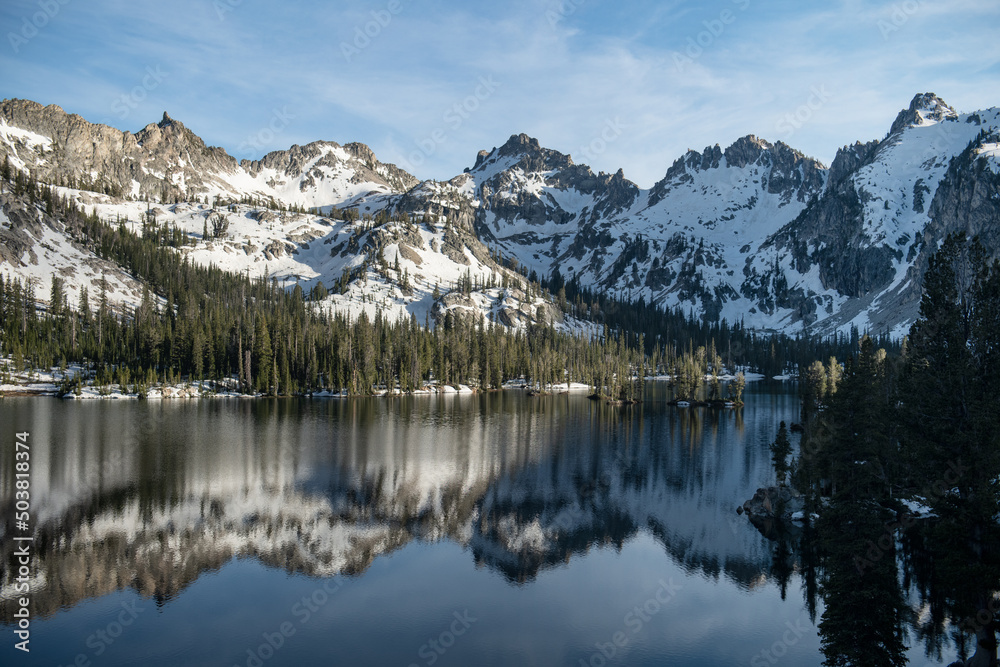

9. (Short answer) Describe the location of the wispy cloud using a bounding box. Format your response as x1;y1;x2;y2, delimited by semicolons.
0;0;997;187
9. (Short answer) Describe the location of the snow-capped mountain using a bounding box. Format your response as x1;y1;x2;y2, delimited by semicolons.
368;93;998;337
0;99;417;207
462;132;826;328
2;93;997;336
0;100;576;332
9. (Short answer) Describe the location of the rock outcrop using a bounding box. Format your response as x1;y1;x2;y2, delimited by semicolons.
742;486;805;520
3;92;999;336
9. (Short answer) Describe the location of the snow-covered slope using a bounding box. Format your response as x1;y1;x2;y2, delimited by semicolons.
2;93;997;336
23;186;587;333
0;100;417;209
0;191;148;314
372;94;999;336
760;94;1000;336
462;134;827;329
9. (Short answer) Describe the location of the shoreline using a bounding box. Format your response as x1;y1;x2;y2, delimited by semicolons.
0;379;599;400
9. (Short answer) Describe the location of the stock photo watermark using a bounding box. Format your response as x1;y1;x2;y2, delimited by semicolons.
110;65;169;120
407;610;477;666
340;0;405;62
9;429;33;653
775;85;832;140
957;596;1000;637
673;0;751;73
577;117;624;164
53;599;146;666
7;0;70;53
749;614;811;666
232;577;344;667
239;107;296;155
546;0;585;28
877;0;921;40
579;578;682;666
402;75;501;171
213;0;242;21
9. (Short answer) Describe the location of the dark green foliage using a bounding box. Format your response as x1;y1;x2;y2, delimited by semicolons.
540;273;896;378
792;234;1000;665
0;199;650;396
795;335;898;504
817;502;909;667
1;164;866;399
902;234;1000;524
770;421;792;485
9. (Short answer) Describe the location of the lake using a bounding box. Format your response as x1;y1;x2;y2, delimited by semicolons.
0;384;962;666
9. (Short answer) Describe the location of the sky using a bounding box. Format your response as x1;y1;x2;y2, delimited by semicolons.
1;0;998;188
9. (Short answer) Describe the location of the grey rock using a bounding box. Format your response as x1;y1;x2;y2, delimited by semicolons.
742;486;804;520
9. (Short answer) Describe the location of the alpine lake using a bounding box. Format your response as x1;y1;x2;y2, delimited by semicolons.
0;382;974;666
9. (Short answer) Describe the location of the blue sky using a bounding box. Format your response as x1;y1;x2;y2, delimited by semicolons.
1;0;998;188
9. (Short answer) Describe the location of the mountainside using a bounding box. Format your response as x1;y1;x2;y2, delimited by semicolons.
366;93;999;336
2;93;998;337
0;99;417;208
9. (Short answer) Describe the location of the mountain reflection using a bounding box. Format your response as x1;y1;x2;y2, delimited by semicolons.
1;389;791;622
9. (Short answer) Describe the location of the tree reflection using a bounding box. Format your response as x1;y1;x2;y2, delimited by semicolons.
816;501;908;667
772;503;999;666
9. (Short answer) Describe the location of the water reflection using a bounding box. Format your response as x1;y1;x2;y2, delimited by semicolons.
0;387;792;625
759;495;1000;665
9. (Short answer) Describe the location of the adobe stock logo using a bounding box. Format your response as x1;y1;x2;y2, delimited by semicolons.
407;610;477;666
340;0;405;62
672;0;751;72
579;578;682;667
110;66;169;120
401;76;501;171
239;107;296;154
7;0;71;53
877;1;921;40
775;85;831;140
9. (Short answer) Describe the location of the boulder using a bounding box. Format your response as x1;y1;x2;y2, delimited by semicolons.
742;486;804;520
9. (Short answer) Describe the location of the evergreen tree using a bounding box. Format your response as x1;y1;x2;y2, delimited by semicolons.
817;502;908;667
770;421;792;485
901;234;995;517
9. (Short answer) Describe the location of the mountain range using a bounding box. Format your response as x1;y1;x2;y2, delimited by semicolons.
1;93;997;336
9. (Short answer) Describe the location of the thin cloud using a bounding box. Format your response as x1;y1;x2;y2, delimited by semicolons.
0;0;996;187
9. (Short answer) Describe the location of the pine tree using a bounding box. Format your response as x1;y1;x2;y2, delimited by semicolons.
900;234;979;509
770;421;792;485
254;316;272;394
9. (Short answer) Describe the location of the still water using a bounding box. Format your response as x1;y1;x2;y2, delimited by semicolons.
0;384;960;666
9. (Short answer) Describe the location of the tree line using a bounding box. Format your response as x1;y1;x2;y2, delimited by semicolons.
2;164;858;398
767;233;1000;666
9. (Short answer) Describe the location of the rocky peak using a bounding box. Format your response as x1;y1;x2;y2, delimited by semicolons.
827;140;880;191
343;141;377;165
471;133;573;179
135;112;204;151
889;93;957;136
650;136;823;207
723;135;772;169
681;145;724;172
498;132;541;157
471;149;491;171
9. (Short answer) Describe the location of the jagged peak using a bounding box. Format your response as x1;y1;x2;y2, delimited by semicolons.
889;93;957;135
499;133;541;155
723;135;773;169
471;135;541;171
470;133;573;176
159;111;174;127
